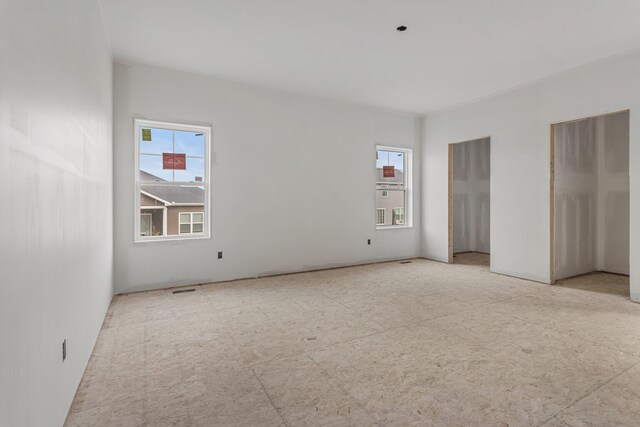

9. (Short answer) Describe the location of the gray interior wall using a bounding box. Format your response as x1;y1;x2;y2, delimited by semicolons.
420;48;640;299
452;138;490;253
554;111;629;280
596;112;630;275
554;120;598;279
113;62;421;294
0;1;113;426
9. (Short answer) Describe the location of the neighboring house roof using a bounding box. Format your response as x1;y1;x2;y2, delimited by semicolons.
376;167;404;184
140;171;204;205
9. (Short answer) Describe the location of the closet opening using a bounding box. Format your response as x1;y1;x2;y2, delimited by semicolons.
550;110;630;297
448;137;491;267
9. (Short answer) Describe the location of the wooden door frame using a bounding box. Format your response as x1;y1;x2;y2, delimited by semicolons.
448;137;491;264
448;144;453;263
549;109;630;284
550;124;555;284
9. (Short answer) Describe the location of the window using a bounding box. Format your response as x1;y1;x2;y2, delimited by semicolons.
393;207;404;225
179;212;204;234
135;119;211;242
140;213;152;236
376;208;386;226
376;146;412;228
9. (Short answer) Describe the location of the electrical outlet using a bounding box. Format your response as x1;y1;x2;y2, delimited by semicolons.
62;339;67;361
218;251;223;259
367;239;371;245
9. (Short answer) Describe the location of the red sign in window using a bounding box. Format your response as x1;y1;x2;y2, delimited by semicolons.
383;165;395;178
163;153;186;170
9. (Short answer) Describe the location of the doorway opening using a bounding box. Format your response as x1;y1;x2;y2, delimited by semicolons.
550;110;630;297
448;137;491;267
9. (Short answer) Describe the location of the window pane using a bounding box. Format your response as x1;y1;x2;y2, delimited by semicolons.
192;213;203;223
174;130;205;157
173;157;205;183
139;185;205;237
140;154;174;182
192;223;203;233
139;128;207;183
393;207;405;225
139;128;172;155
376;150;405;187
140;213;152;236
139;209;163;237
375;189;405;226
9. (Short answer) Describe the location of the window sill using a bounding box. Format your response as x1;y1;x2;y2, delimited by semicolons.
134;234;211;244
376;225;413;230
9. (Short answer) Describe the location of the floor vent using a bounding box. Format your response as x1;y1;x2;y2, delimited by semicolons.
173;288;196;294
400;261;412;264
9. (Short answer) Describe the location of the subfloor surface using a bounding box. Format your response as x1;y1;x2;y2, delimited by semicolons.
556;271;630;298
66;259;640;426
453;251;490;266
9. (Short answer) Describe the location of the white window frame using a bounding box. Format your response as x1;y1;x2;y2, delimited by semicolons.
376;208;386;226
376;145;412;229
134;119;211;243
381;190;388;197
178;212;204;235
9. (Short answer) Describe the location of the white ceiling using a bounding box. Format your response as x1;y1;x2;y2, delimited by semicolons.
99;0;640;114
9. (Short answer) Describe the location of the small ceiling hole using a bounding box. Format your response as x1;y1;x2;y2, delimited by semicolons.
396;25;407;32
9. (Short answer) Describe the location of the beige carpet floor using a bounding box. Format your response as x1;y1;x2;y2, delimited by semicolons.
66;258;640;426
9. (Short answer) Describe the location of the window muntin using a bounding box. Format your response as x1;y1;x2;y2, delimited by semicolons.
135;119;210;242
376;146;411;228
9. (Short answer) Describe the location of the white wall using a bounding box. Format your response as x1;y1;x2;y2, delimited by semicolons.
554;119;598;279
596;112;630;275
421;49;640;302
452;138;490;254
113;62;421;294
0;1;113;426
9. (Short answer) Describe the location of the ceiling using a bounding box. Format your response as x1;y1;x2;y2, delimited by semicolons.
99;0;640;114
